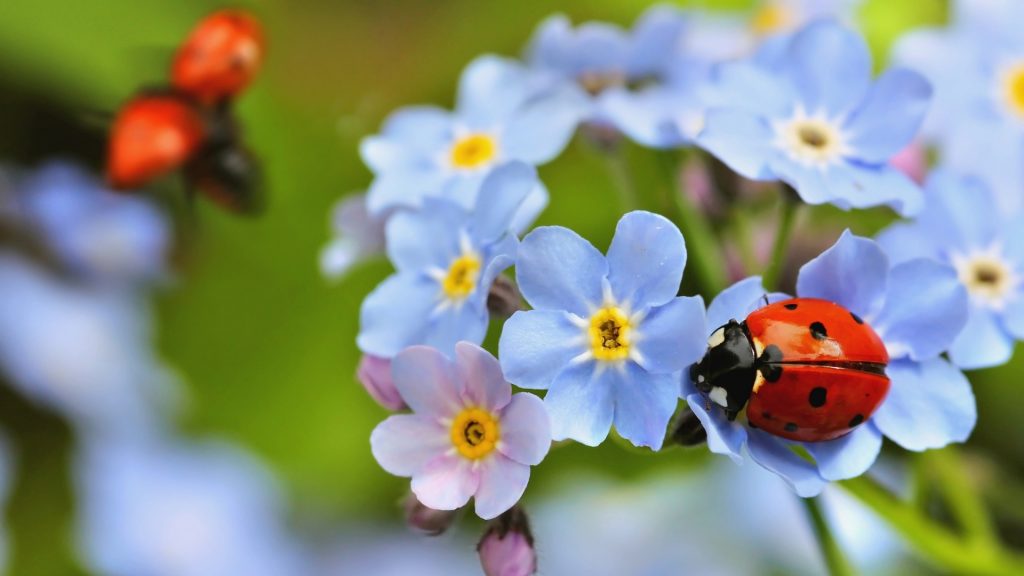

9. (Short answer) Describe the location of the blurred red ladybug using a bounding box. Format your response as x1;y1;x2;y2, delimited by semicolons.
105;10;265;214
171;10;266;104
690;298;890;442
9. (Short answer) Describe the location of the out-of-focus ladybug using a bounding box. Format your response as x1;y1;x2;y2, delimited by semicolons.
171;10;265;104
690;298;890;442
105;10;265;214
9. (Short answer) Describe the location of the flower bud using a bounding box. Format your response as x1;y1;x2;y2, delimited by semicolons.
487;275;523;319
357;355;406;411
478;507;537;576
403;493;458;536
889;141;926;184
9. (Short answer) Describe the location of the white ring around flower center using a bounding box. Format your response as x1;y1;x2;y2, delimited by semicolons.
772;106;850;169
951;245;1021;310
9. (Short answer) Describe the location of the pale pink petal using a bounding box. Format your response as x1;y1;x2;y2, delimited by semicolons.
455;342;512;411
370;415;448;476
392;346;462;417
497;393;550;466
474;455;530;520
411;453;480;511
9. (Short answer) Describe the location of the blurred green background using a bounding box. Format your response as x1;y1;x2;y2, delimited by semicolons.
3;0;1023;574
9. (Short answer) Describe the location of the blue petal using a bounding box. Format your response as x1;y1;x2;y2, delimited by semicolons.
698;109;776;181
456;55;531;127
510;181;550;236
708;60;793;118
625;5;685;77
598;87;687;148
917;170;1000;252
606;211;687;308
612;365;680;450
361;106;453;172
767;156;836;206
357;274;438;357
384;200;465;272
525;15;573;70
804;424;883;481
796;230;889;319
825;163;925;217
706;276;769;332
872;259;968;362
501;84;588;164
516;226;608;316
949;306;1015;370
686;395;746;464
782;21;871;115
873;358;976;451
498;310;586;390
634;296;706;374
565;22;630;76
746;430;826;498
365;170;446;215
874;223;936;266
470;162;538;243
544;362;614;446
419;300;490;357
479;234;519;292
845;69;932;163
1004;298;1024;340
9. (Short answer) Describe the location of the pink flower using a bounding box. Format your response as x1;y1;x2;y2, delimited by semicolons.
370;343;551;519
478;508;537;576
357;355;406;411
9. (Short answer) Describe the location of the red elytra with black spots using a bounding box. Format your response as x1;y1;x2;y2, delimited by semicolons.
690;297;890;443
171;10;266;104
745;298;890;442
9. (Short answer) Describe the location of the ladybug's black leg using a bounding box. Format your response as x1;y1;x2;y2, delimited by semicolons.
724;407;741;422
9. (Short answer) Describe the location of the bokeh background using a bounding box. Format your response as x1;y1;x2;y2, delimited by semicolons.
1;0;1022;574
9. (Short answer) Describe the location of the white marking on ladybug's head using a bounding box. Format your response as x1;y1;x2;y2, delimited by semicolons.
709;386;729;408
707;326;727;348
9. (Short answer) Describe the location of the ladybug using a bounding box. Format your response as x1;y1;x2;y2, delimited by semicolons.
106;91;264;214
689;298;890;442
171;9;266;104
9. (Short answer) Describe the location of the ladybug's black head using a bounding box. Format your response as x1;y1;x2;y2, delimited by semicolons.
689;320;757;421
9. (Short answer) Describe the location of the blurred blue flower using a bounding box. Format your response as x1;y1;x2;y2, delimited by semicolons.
319;192;386;280
892;0;1024;213
0;253;177;435
499;211;706;449
76;438;308;576
361;55;584;229
877;170;1024;369
358;163;535;358
17;162;170;285
687;231;973;496
525;6;691;135
698;21;931;216
371;343;550;520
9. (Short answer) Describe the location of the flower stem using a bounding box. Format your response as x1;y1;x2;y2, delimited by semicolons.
840;474;1024;575
762;189;800;291
655;151;727;295
925;447;1000;553
603;148;639;212
801;496;859;576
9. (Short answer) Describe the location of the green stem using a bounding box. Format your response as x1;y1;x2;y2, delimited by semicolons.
655;151;728;295
926;447;1000;552
603;148;639;212
841;475;1024;575
801;497;859;576
762;193;800;291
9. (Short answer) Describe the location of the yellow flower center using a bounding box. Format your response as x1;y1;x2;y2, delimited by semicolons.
450;407;500;460
450;134;497;169
588;306;632;362
1003;64;1024;119
751;3;793;36
442;254;481;300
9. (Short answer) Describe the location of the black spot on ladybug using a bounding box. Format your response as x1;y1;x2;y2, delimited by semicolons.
809;322;828;340
850;312;864;324
849;414;865;427
748;421;758;429
784;422;798;432
760;344;784;364
809;387;827;408
762;411;772;420
784;303;798;310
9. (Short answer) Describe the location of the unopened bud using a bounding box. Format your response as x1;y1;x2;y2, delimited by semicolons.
404;492;459;536
357;355;406;411
478;506;537;576
487;275;523;318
